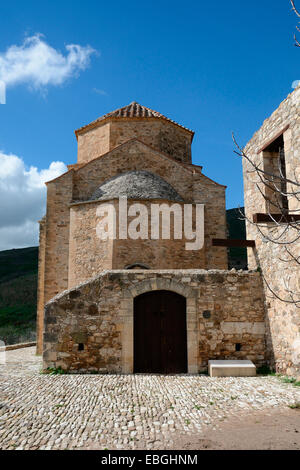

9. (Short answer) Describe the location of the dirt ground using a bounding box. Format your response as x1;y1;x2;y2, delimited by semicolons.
172;407;300;450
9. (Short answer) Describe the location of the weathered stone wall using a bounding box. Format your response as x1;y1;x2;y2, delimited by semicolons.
43;270;266;373
43;171;74;301
112;199;206;270
76;118;192;165
192;172;227;270
243;85;300;376
36;217;46;354
36;171;74;350
73;139;193;201
77;122;110;164
68;199;206;288
71;140;228;269
109;119;192;163
68;202;114;289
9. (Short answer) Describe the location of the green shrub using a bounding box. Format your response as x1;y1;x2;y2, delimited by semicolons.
256;365;275;375
43;367;68;375
289;403;300;409
281;377;296;384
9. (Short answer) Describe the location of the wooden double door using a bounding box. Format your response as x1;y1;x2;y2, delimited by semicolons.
134;290;187;374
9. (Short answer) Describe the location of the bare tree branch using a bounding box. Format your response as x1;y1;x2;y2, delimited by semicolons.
232;131;300;307
291;0;300;17
232;133;300;187
291;0;300;46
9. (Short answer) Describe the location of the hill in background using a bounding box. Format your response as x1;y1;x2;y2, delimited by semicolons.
226;207;247;270
0;209;247;345
0;247;38;345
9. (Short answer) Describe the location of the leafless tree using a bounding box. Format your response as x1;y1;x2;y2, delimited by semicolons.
233;134;300;308
291;0;300;46
229;2;300;307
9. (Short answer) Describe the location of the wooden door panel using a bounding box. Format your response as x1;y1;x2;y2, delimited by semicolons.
134;290;187;373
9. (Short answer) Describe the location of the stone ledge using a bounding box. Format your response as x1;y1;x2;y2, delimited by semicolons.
46;268;261;306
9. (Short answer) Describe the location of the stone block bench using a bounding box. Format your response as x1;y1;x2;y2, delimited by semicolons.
208;360;256;377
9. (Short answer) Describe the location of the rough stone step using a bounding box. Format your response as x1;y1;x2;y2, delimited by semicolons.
208;360;256;377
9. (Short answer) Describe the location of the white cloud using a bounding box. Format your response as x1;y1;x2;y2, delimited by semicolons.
93;88;108;96
292;80;300;89
0;34;96;90
0;152;67;251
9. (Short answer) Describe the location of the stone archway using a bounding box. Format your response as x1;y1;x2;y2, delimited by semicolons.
119;277;198;373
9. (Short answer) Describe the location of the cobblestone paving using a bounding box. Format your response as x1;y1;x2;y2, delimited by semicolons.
0;348;299;450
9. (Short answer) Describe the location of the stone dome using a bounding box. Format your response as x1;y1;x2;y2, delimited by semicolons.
89;170;184;202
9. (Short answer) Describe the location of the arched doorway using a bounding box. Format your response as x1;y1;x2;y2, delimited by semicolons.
134;290;187;373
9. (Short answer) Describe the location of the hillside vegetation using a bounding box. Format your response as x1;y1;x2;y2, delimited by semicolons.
0;247;38;345
226;207;247;269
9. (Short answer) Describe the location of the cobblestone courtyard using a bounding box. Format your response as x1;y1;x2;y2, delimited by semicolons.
0;347;299;450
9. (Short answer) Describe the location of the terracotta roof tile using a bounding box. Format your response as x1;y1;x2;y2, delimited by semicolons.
75;101;194;136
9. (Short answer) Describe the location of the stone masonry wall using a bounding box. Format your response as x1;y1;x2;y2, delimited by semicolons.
73;139;193;201
43;270;266;373
36;217;46;354
112;199;206;270
36;171;74;352
243;85;300;376
68;199;206;289
72;139;228;270
68;203;114;289
109;119;192;163
192;172;227;270
76;118;192;165
77;122;111;164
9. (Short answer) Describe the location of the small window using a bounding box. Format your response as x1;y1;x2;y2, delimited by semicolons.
263;134;288;215
125;263;150;270
78;343;84;351
203;310;211;319
235;343;242;352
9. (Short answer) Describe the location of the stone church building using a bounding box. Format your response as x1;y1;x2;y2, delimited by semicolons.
38;98;297;374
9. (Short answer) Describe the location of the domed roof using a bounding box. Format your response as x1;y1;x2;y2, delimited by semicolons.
89;171;184;202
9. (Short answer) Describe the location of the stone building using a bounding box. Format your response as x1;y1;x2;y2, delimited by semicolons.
39;102;266;373
243;85;300;376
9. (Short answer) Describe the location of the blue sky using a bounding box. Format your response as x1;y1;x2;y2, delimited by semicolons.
0;0;299;249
